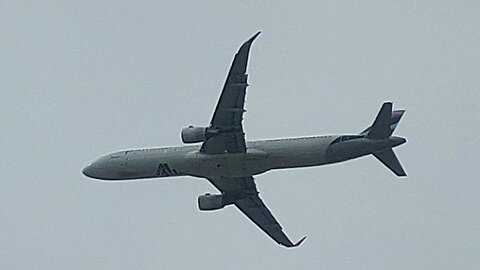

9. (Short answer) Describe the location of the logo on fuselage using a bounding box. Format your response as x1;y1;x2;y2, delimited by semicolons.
156;163;177;177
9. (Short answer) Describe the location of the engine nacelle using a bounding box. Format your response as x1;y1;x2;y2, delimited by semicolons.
198;194;227;211
181;126;208;144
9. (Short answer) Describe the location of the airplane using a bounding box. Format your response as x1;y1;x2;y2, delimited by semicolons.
82;31;407;248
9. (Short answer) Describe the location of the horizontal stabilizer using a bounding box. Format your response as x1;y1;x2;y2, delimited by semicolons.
373;149;407;177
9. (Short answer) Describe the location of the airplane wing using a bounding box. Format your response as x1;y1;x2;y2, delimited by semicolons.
200;32;261;154
207;176;306;248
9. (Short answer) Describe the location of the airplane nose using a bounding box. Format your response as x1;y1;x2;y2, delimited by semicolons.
82;157;121;180
82;164;95;178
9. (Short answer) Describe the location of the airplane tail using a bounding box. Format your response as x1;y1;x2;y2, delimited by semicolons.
360;102;405;139
362;102;407;177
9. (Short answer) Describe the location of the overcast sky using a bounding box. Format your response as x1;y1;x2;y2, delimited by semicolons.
1;1;479;269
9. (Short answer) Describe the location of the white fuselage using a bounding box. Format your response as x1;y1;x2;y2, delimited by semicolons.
82;135;405;181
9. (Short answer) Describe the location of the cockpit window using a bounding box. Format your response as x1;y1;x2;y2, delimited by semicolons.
331;135;364;144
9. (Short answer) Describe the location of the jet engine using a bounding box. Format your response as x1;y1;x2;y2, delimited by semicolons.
198;193;230;211
181;125;220;144
181;126;208;143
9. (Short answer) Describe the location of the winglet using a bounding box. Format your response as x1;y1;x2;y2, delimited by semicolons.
247;31;262;44
292;236;307;247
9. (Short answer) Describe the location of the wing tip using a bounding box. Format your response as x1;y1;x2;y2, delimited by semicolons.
248;31;262;43
293;236;307;247
284;236;307;248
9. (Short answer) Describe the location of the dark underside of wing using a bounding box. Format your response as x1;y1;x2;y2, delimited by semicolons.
200;32;261;154
207;176;304;247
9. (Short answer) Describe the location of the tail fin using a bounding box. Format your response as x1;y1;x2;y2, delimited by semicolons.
373;149;407;176
364;102;407;177
360;102;405;139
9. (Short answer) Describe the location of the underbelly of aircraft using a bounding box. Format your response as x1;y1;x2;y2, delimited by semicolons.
186;149;270;178
181;145;329;178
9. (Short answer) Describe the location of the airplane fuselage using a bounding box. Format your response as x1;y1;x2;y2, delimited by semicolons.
82;134;406;181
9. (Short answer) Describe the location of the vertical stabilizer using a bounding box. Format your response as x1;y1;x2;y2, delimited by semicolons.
361;109;405;137
367;102;393;139
361;102;405;139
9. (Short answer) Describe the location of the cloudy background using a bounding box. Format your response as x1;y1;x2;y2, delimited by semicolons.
1;1;479;269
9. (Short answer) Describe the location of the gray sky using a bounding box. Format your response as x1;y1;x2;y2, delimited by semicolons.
1;1;479;269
